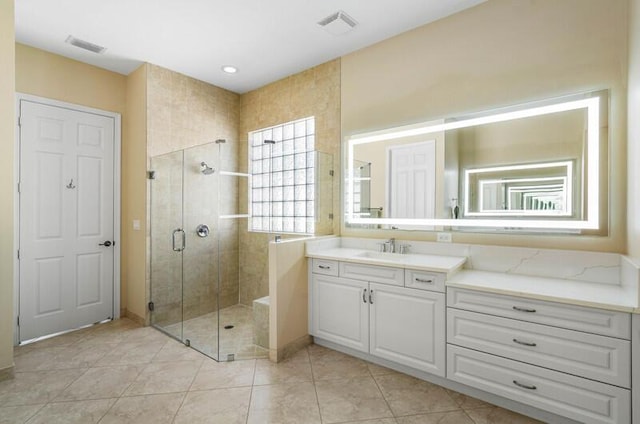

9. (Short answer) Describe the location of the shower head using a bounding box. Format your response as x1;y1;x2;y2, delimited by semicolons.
200;162;215;175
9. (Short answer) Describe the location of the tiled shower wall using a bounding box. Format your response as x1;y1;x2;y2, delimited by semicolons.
238;59;341;306
146;64;241;324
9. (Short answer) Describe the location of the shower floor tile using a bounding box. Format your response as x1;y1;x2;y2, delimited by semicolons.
162;304;269;361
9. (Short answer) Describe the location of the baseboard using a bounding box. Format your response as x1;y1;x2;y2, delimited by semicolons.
0;365;14;382
270;334;312;362
124;309;146;326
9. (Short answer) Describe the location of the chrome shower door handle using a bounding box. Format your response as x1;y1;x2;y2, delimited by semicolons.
172;228;185;252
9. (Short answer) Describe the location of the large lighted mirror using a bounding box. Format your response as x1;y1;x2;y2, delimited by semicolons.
345;90;608;231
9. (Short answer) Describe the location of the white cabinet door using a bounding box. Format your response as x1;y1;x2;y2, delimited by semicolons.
311;274;369;353
369;283;445;376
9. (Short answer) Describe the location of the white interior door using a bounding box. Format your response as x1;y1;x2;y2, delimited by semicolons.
387;140;436;219
18;100;116;342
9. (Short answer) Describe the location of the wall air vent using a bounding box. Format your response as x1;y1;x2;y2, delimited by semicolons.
65;35;107;54
317;10;358;36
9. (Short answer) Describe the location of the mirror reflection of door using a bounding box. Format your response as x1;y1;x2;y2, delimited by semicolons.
387;140;436;221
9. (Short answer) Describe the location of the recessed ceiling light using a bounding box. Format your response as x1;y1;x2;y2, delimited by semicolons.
222;65;238;74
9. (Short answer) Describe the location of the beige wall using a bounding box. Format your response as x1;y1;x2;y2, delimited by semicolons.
122;64;147;321
342;0;628;252
628;0;640;258
15;44;126;115
238;59;341;306
0;0;15;377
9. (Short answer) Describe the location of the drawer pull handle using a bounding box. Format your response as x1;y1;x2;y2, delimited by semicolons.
318;265;331;270
513;380;537;390
415;278;434;283
369;290;374;304
513;338;537;347
363;289;368;304
512;306;536;313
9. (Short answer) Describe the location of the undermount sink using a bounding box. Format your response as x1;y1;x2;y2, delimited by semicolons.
356;251;408;261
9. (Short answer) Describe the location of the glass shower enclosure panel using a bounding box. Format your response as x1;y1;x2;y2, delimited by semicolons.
180;143;221;359
149;143;223;361
149;150;185;340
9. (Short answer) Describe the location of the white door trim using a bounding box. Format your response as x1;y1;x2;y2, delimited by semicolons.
13;93;121;345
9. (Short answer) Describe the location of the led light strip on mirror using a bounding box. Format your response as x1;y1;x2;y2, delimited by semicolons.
345;94;601;230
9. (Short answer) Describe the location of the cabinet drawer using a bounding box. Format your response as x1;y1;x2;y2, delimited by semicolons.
311;259;339;276
447;309;631;387
447;345;631;424
405;269;445;292
339;262;404;286
447;288;631;339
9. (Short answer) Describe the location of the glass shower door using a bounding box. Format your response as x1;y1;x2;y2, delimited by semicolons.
181;143;220;360
149;150;185;340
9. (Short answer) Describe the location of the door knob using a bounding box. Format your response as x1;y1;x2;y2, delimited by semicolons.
99;241;112;247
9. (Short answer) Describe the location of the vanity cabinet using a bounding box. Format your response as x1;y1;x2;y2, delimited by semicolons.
310;273;369;352
309;260;446;376
369;283;444;375
447;287;632;424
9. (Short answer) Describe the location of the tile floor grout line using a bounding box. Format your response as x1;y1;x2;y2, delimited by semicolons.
48;366;92;403
245;358;258;424
19;401;47;424
94;397;119;424
462;408;480;424
307;346;326;424
167;392;188;424
369;366;396;420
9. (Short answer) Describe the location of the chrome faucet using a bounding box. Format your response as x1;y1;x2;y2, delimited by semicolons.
385;238;396;253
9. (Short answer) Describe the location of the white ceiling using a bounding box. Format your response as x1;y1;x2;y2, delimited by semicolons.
15;0;485;94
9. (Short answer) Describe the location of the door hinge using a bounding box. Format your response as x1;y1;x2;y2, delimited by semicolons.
17;182;20;194
18;116;21;127
329;170;334;177
17;249;20;260
148;301;154;311
16;316;19;326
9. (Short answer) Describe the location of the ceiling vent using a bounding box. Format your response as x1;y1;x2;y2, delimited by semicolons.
65;35;107;54
317;11;358;36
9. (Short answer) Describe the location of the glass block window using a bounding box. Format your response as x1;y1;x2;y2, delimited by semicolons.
249;117;316;234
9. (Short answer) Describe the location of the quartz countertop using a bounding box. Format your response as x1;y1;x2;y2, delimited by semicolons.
306;247;467;275
447;269;640;313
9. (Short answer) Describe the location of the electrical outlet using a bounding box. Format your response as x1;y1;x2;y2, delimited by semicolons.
437;232;452;243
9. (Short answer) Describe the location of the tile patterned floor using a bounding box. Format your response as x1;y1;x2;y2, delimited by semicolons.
1;318;544;424
162;305;269;361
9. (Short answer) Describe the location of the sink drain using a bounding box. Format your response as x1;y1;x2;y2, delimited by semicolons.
224;325;234;330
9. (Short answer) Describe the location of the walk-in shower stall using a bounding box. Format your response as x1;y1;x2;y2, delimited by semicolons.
149;139;332;361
